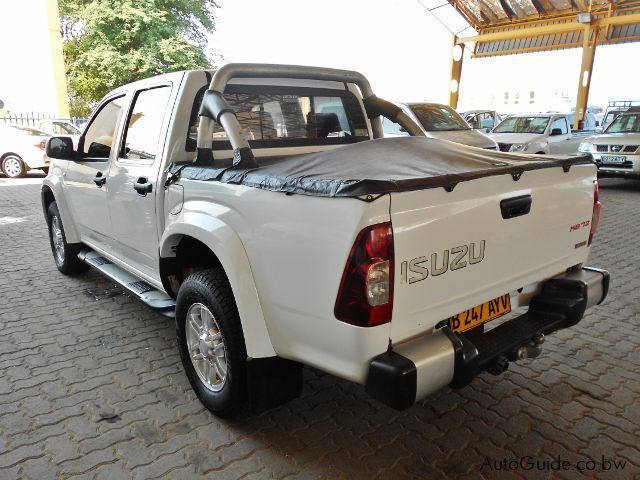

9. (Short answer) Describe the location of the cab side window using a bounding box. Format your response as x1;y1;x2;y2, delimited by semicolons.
550;117;569;134
481;113;495;130
121;86;172;161
83;96;126;158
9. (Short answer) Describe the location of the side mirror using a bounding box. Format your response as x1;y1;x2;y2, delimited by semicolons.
87;142;111;158
45;136;75;160
550;128;563;136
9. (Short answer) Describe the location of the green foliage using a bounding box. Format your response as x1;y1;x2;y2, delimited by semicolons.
60;0;218;116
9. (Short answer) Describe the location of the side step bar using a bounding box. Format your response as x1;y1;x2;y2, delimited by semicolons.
78;250;176;313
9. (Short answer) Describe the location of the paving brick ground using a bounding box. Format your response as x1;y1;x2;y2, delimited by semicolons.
0;172;638;480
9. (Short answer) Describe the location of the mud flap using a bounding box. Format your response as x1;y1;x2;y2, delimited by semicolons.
246;357;303;413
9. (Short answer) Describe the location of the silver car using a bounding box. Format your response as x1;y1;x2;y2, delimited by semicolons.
0;125;50;177
383;102;498;149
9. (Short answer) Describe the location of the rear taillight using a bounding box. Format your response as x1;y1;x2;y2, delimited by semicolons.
335;222;394;327
35;139;46;150
589;179;601;246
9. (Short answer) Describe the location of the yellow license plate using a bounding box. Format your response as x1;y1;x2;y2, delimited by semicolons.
448;294;511;333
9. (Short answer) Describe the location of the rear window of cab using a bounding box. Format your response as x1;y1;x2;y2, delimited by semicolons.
187;85;369;151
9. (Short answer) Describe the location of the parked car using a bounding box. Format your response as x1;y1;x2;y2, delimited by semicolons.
0;125;50;177
37;119;82;136
42;64;608;418
601;100;640;130
37;119;81;148
578;108;640;178
461;110;502;133
489;113;592;154
567;110;599;131
383;102;497;149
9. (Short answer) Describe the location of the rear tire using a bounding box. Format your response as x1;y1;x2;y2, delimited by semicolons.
176;269;248;418
46;202;89;275
2;154;26;178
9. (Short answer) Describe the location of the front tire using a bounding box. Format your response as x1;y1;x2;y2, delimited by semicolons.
46;202;89;275
176;269;248;418
2;154;26;178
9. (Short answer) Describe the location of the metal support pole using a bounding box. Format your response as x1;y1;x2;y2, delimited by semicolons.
573;26;598;130
47;0;70;117
448;36;465;109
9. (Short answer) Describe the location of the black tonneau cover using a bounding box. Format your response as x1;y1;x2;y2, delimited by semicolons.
172;137;593;199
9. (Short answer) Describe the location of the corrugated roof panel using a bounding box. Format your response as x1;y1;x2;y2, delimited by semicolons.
547;0;571;9
482;0;510;20
610;23;640;40
474;21;640;56
512;0;539;16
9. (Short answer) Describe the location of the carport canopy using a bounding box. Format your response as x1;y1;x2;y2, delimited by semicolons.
429;0;640;128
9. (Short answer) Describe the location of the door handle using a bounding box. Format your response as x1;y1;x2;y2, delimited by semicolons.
93;172;106;188
500;194;532;219
133;177;153;196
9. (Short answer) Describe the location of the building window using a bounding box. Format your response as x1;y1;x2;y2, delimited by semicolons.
504;92;509;104
529;91;535;104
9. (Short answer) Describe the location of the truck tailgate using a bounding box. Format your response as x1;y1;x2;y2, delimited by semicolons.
390;163;596;343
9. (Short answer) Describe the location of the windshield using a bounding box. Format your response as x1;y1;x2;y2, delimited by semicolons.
382;117;409;136
605;113;640;133
53;122;80;135
493;116;549;134
10;126;48;136
409;104;470;131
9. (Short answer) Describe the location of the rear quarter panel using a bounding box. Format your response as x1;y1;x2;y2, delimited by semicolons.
166;179;393;383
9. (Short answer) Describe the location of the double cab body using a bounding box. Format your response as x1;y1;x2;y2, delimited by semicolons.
42;64;609;416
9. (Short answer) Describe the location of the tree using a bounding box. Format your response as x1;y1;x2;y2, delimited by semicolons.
60;0;219;116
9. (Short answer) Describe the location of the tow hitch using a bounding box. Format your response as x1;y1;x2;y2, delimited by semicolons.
514;332;544;361
487;332;545;376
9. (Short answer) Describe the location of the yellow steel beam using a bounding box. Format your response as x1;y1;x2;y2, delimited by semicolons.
457;22;583;43
456;12;640;44
448;37;465;109
573;26;598;129
46;0;70;118
598;11;640;26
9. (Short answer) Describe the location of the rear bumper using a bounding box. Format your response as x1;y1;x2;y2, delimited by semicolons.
365;267;609;410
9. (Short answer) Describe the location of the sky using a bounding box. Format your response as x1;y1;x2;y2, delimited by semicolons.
1;0;638;115
207;0;640;112
0;0;61;115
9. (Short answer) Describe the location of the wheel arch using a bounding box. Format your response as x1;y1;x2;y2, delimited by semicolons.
160;219;276;359
1;151;22;162
41;180;81;243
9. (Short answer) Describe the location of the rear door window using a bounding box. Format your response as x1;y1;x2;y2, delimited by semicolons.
121;86;172;161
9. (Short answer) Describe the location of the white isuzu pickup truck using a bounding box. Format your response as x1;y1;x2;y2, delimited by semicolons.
42;64;609;417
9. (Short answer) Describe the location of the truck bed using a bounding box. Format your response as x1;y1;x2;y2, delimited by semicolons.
172;137;593;198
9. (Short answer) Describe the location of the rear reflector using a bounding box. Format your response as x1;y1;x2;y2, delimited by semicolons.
335;222;394;327
589;179;601;246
